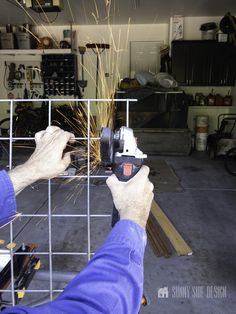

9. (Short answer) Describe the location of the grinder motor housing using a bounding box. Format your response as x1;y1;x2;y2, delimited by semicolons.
100;126;147;182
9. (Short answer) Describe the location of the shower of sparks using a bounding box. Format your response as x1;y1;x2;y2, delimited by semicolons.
0;0;133;237
8;0;131;195
63;0;131;178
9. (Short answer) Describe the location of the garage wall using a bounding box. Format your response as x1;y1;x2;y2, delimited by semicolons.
35;23;169;100
0;23;169;119
183;16;222;39
232;86;236;104
0;16;235;122
34;15;231;101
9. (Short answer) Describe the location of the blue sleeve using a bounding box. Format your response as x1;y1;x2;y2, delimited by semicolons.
0;170;17;228
3;220;147;314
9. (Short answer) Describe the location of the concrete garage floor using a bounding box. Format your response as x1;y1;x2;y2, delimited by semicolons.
1;149;236;313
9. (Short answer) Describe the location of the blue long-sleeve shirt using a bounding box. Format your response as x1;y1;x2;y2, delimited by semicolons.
0;170;146;314
0;170;17;227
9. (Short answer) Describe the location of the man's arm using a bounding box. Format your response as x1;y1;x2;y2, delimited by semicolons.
2;166;153;314
9;126;75;195
0;170;17;227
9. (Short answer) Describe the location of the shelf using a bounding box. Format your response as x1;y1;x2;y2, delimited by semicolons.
0;49;72;55
117;89;183;94
154;90;183;94
188;106;236;109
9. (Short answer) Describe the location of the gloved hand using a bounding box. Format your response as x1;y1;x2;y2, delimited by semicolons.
106;165;154;229
9;126;75;194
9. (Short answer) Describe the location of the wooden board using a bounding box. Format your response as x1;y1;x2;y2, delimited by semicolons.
151;200;193;256
147;213;172;258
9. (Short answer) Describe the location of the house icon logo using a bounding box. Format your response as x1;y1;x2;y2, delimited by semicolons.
158;287;169;298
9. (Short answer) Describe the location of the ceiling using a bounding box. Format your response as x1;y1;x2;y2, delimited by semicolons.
1;0;236;26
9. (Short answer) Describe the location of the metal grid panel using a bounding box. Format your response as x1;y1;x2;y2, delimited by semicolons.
0;98;135;306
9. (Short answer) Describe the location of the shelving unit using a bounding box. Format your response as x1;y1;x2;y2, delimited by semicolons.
189;106;235;109
0;49;72;55
171;40;236;87
42;53;78;97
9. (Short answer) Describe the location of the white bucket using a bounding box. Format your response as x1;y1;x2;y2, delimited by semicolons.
195;116;209;151
201;29;216;40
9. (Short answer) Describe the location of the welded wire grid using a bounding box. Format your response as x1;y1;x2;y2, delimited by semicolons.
0;98;136;306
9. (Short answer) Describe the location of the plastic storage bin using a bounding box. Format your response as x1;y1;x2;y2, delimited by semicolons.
15;32;36;49
0;33;16;49
200;22;217;40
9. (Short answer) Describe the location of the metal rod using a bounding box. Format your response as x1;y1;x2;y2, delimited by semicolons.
34;270;77;282
0;289;63;293
48;99;52;126
47;99;53;301
0;98;137;102
0;137;100;141
18;214;88;218
95;54;99;99
126;99;130;128
9;99;15;306
87;100;91;261
9;100;13;171
48;178;53;301
19;214;111;217
56;175;109;178
0;252;89;256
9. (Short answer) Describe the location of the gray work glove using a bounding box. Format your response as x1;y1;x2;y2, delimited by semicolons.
106;165;154;229
9;126;75;194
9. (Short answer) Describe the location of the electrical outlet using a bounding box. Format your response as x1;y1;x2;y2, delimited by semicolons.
105;73;109;77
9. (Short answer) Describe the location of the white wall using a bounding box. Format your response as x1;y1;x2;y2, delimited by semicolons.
35;23;169;99
0;16;235;122
188;106;236;134
34;16;232;100
0;22;169;119
183;16;222;40
232;87;236;104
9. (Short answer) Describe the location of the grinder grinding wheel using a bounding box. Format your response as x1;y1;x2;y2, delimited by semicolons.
100;126;147;226
100;128;115;164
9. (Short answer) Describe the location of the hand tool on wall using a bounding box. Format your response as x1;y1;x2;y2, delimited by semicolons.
24;84;29;99
26;66;34;90
220;12;236;46
100;126;147;226
7;62;16;90
14;71;22;82
78;46;87;92
86;43;110;99
14;64;25;82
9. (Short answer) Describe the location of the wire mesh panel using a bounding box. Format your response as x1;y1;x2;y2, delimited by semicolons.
0;98;135;308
